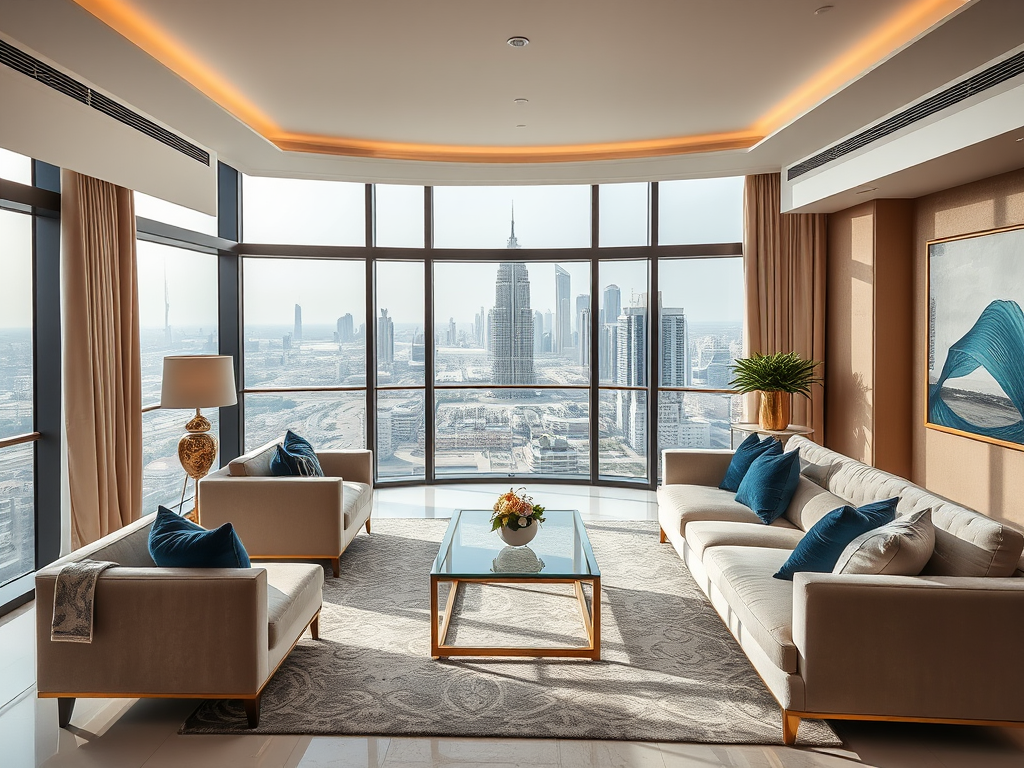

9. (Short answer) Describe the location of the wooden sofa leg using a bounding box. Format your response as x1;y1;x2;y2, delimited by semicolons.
365;517;371;534
331;558;340;578
659;527;667;544
57;697;76;728
782;710;800;745
243;695;261;729
310;611;320;640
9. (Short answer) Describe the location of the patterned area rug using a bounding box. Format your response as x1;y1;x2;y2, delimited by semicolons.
181;520;840;745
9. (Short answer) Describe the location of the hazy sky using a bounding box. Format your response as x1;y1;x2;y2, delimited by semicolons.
3;169;744;330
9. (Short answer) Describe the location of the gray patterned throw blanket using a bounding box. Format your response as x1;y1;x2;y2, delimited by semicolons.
51;560;117;643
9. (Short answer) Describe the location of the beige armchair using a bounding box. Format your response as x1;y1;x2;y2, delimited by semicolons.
198;440;374;577
36;513;323;729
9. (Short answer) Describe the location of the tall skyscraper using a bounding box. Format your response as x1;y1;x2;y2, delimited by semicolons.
534;310;544;356
578;307;591;366
661;306;690;386
599;324;617;381
616;305;647;454
293;303;303;342
490;261;535;384
377;308;394;365
448;317;457;346
507;203;521;250
336;313;354;343
555;265;571;354
474;307;485;347
575;293;590;347
603;284;621;329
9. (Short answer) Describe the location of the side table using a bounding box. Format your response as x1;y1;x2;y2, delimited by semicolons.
730;423;814;448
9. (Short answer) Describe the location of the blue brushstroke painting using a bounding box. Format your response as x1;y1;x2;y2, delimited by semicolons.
929;299;1024;444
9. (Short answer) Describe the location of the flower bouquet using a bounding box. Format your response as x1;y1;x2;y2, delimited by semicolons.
490;487;546;546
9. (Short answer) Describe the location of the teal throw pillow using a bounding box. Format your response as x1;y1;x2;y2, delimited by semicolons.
719;433;781;492
774;497;899;580
735;448;801;524
270;429;324;477
148;506;250;568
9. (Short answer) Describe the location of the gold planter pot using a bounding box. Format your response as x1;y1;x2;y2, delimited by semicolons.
759;391;791;431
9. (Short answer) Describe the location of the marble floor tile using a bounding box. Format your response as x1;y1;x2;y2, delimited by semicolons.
558;739;667;768
293;737;391;768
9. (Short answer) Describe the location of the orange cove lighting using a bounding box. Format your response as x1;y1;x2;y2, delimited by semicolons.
71;0;969;164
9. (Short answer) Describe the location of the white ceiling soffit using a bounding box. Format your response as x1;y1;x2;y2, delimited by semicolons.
0;0;1021;197
782;46;1024;213
0;33;216;214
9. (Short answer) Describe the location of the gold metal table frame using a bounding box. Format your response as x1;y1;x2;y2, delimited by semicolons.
429;510;601;661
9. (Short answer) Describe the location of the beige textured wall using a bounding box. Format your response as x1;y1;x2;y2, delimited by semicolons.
913;168;1024;527
826;202;875;465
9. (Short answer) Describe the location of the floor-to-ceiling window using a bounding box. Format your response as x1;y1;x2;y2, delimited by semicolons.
236;175;744;489
0;147;61;612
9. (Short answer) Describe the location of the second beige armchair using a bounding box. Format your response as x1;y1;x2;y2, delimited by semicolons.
199;440;374;577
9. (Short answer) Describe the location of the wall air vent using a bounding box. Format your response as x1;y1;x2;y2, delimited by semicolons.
788;50;1024;181
0;39;210;166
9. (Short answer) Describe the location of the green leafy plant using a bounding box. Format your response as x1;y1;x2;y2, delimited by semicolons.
729;352;821;397
490;487;546;531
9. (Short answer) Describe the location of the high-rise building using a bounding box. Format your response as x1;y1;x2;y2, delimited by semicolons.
575;294;590;339
474;307;485;348
578;307;591;366
534;310;544;356
377;308;394;365
448;317;457;347
490;261;535;385
507;203;521;250
599;323;617;381
616;305;647;454
661;307;690;386
603;284;621;329
555;265;571;354
336;313;354;343
293;303;303;342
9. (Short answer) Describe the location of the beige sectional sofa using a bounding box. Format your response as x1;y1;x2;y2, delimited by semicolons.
199;440;374;577
658;435;1024;744
36;513;323;728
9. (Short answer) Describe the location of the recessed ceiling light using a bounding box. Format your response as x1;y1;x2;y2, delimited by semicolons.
1016;137;1024;142
855;187;878;194
814;5;834;14
516;124;527;128
507;36;530;48
514;98;529;104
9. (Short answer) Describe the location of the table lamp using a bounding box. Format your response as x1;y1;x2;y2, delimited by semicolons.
160;355;237;522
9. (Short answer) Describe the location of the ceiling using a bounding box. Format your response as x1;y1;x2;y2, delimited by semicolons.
1;0;1023;196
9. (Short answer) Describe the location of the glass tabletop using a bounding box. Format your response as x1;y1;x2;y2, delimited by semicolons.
431;509;600;579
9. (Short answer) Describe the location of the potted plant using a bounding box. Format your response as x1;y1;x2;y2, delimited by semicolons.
729;352;821;430
491;487;546;546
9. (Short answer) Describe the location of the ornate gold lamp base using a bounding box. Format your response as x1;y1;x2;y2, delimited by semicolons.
177;408;218;525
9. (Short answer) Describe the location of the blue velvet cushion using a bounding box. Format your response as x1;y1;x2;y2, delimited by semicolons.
734;448;801;524
148;506;250;568
270;429;324;477
774;497;899;580
719;433;781;492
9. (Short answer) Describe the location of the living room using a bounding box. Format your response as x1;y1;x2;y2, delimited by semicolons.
2;1;1024;766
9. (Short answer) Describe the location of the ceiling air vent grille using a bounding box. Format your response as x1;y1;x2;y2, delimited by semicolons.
788;50;1024;181
0;39;210;166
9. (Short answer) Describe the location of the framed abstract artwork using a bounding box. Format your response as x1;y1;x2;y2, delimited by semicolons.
927;223;1024;449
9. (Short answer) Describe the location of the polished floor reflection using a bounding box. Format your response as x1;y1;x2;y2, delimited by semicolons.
2;484;1023;768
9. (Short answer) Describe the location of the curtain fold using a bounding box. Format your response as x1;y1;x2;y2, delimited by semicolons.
743;173;827;438
62;170;142;549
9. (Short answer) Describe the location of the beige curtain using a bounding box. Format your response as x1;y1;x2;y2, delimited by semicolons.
743;173;827;438
62;170;142;549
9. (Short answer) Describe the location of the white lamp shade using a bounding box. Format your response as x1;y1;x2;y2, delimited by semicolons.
160;355;238;409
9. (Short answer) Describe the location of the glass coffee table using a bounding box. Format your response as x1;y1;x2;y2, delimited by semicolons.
430;509;601;660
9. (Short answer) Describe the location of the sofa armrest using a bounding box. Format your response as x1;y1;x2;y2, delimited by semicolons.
661;449;733;487
198;475;345;556
35;567;269;696
317;449;373;485
793;572;1024;720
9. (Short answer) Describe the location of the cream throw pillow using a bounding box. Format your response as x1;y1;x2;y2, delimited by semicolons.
833;508;935;576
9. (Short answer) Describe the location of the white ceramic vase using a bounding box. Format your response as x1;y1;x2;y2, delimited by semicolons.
497;522;538;547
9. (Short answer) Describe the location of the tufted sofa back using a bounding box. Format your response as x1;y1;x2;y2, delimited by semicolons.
789;436;1024;578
